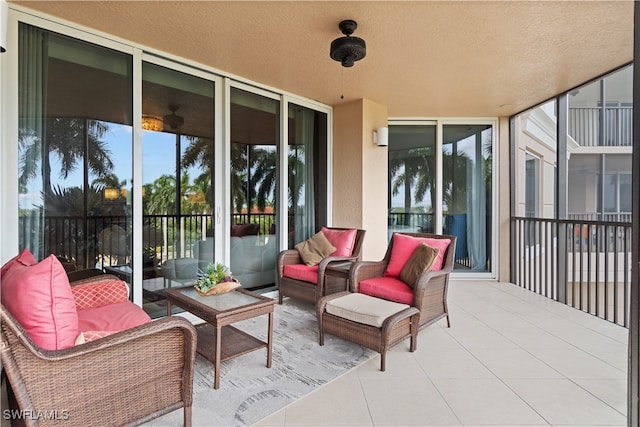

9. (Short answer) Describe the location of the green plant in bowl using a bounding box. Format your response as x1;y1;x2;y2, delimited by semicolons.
193;263;235;294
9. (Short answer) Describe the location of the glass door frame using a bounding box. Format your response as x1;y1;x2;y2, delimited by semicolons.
135;54;223;305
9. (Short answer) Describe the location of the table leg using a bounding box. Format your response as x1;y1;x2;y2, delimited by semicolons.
214;324;222;389
166;300;172;317
267;311;273;368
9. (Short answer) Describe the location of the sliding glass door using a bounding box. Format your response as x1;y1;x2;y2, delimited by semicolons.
16;20;331;316
388;125;437;236
388;122;494;275
442;124;492;272
141;61;215;316
288;103;329;249
18;23;134;276
228;88;279;290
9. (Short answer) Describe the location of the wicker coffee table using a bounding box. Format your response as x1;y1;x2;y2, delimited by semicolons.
165;287;275;389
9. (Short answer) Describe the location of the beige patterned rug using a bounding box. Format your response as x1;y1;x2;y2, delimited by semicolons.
145;296;374;426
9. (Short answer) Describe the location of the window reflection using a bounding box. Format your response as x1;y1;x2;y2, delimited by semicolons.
141;62;215;317
18;24;133;281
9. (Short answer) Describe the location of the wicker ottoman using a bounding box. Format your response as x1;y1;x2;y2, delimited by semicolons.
317;291;420;371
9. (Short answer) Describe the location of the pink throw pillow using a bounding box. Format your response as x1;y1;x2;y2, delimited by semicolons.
384;234;451;277
321;227;357;257
1;248;37;279
71;279;129;311
2;255;79;350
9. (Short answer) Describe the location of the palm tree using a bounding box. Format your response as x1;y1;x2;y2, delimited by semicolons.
182;137;250;216
389;147;435;227
249;146;277;212
145;174;176;215
19;118;113;193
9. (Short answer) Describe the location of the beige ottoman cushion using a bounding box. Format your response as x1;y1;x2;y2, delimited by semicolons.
325;293;410;328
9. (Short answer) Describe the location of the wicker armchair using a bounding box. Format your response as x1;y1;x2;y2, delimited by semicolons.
1;304;197;427
277;228;366;305
349;232;456;329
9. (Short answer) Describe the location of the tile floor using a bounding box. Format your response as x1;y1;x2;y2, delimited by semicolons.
0;280;628;426
255;280;628;426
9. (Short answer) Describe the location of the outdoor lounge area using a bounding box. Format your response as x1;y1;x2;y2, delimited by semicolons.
1;279;627;426
0;1;638;426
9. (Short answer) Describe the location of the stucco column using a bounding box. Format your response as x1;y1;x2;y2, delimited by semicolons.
332;99;388;260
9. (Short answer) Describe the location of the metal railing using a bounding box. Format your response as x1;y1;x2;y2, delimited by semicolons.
388;212;434;233
569;106;632;147
569;212;632;223
511;216;633;327
31;213;277;271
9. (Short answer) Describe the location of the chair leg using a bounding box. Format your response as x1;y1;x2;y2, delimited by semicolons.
184;405;192;427
410;315;418;352
380;351;386;372
278;293;283;304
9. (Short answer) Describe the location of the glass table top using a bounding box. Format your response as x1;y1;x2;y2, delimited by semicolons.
175;287;263;311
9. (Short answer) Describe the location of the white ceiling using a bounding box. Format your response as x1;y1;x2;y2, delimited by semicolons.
10;0;635;118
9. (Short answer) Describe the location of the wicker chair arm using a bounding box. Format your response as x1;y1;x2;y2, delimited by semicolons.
318;256;358;276
381;306;421;332
315;255;358;292
411;269;450;304
348;261;387;292
4;314;196;362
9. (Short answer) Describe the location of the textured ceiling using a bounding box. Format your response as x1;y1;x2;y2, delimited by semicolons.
10;0;634;118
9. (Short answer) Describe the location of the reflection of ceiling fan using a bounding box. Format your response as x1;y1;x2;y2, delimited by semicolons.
163;104;184;130
141;104;184;132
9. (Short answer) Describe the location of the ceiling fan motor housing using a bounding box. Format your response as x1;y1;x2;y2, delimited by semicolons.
330;19;366;67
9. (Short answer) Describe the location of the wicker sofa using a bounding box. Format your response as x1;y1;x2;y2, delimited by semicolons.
0;251;197;426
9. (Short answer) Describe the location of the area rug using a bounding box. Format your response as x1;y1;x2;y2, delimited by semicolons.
145;297;375;426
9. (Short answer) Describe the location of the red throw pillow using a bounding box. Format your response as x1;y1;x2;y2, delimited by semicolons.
321;227;357;257
1;248;37;279
384;234;451;277
2;255;79;350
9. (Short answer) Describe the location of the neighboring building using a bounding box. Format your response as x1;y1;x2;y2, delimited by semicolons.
514;65;633;224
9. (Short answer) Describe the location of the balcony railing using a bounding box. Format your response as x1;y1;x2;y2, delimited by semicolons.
388;212;434;233
31;213;276;271
511;216;633;327
569;106;632;147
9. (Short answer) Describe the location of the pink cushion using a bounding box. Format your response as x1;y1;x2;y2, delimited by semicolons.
1;255;79;350
384;234;451;277
71;279;129;310
321;227;357;257
77;301;151;333
82;330;115;342
359;277;414;305
283;264;319;284
1;248;37;279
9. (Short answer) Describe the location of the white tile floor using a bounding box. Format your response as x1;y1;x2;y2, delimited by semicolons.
255;280;628;427
1;280;627;426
